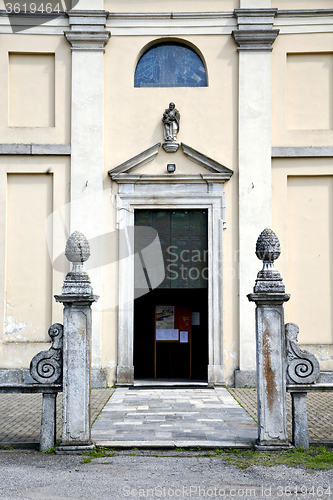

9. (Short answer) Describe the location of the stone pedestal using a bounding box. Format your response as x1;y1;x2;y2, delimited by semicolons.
162;141;179;153
248;229;291;449
55;232;98;454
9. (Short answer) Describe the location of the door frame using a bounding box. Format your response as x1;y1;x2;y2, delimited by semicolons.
114;174;228;386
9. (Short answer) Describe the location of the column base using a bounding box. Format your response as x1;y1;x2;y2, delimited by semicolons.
255;440;292;451
208;365;225;386
116;365;134;385
56;442;95;455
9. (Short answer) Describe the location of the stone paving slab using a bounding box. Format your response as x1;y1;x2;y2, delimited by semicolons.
91;388;258;448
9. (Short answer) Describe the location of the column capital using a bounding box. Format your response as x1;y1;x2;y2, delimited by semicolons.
233;8;279;51
247;292;291;305
64;10;110;52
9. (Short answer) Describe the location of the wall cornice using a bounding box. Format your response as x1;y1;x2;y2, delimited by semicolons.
0;9;332;35
276;9;333;18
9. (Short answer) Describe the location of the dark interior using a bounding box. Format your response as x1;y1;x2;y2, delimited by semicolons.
134;288;208;380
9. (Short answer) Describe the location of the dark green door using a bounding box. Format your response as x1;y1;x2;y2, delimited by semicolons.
134;210;208;380
134;209;208;289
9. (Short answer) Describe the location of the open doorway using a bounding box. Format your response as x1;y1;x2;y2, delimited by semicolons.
133;209;208;381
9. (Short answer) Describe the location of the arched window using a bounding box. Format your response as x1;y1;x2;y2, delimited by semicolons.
134;42;207;88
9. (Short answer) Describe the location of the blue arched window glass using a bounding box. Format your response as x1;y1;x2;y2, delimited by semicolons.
134;42;207;88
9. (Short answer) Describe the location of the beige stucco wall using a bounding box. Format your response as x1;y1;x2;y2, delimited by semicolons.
272;33;333;147
272;158;333;371
0;156;70;369
0;34;70;144
0;31;71;372
272;0;332;8
271;31;333;371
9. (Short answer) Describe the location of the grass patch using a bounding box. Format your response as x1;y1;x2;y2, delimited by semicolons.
41;445;57;455
79;445;333;470
82;446;115;463
219;446;333;470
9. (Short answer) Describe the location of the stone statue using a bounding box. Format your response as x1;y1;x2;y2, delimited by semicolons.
162;102;180;142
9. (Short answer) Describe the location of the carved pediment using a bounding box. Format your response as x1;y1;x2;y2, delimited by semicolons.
108;142;233;182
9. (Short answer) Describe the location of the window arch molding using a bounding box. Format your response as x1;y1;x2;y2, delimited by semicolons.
134;38;208;88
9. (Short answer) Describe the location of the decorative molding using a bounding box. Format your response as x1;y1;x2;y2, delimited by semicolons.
108;12;234;20
276;9;333;18
181;143;234;177
109;173;233;185
272;146;333;158
65;10;110;52
108;143;161;177
0;144;71;155
29;323;63;384
233;8;279;51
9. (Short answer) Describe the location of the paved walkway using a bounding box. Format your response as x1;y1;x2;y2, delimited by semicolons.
1;387;332;448
91;388;258;448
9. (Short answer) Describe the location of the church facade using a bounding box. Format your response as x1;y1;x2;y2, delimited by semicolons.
0;0;332;387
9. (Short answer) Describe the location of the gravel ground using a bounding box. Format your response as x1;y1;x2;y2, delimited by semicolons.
0;449;332;500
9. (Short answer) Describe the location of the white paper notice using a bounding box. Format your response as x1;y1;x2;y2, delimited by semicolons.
156;329;179;341
192;312;200;325
180;331;188;343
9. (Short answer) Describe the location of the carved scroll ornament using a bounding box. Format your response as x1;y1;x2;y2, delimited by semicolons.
30;323;63;384
285;323;320;384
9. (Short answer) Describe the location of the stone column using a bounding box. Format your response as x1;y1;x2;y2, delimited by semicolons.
233;6;279;379
291;392;309;450
248;229;290;450
40;393;57;452
55;232;98;454
64;10;110;382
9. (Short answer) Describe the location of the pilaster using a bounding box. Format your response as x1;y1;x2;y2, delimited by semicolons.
233;8;279;374
64;11;110;376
